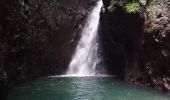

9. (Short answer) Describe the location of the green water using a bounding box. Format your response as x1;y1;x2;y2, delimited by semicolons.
7;77;170;100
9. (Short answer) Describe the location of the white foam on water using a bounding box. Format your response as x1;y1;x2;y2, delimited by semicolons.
49;75;115;78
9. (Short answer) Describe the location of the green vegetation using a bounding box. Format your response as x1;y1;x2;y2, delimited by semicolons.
125;3;140;13
110;0;153;13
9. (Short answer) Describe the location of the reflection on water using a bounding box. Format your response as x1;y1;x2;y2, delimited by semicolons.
7;77;170;100
70;77;105;100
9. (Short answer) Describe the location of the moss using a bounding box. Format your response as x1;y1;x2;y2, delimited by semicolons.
125;3;140;13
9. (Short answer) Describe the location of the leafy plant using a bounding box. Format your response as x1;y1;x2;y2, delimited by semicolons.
110;0;153;13
125;3;140;13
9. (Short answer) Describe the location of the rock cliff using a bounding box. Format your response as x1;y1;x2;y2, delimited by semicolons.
0;0;97;99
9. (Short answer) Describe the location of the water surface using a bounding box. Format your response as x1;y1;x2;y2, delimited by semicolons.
7;77;170;100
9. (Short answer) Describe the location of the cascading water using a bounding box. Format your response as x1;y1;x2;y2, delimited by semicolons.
66;0;103;76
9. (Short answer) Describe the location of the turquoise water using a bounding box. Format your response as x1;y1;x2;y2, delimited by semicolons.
7;77;170;100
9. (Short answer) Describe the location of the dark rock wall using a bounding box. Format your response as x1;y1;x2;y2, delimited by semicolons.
99;5;145;78
100;0;170;91
0;0;97;99
102;0;111;8
142;0;170;91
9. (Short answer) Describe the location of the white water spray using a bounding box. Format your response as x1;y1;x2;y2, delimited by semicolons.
66;1;103;76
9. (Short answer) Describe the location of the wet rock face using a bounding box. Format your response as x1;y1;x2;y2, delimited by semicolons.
0;0;97;99
0;68;8;100
100;0;170;91
102;0;111;8
143;0;170;91
99;5;145;78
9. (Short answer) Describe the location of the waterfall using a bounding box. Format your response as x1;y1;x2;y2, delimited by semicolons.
66;0;103;76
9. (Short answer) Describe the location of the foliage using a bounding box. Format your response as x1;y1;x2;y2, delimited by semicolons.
110;0;153;13
125;3;140;13
111;0;152;6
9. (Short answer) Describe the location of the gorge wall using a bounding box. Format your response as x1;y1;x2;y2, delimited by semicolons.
101;0;170;91
99;4;144;78
1;0;170;99
0;0;97;99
